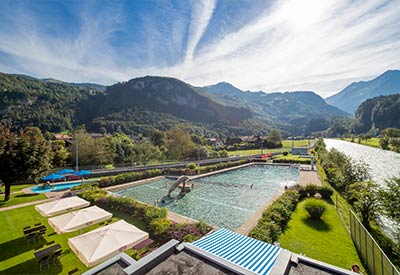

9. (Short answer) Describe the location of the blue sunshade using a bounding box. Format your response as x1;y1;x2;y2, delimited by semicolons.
192;228;281;275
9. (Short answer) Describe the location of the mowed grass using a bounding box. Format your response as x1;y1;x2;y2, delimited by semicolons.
0;193;47;208
279;199;365;272
228;139;314;156
0;205;147;274
342;138;381;149
11;184;36;193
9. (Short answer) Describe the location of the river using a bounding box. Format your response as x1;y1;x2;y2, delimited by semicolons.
324;139;400;187
324;139;400;237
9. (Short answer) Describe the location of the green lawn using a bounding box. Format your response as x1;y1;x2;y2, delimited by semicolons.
11;184;35;193
0;205;148;274
0;193;47;208
279;199;365;272
274;154;310;163
342;138;381;149
228;139;314;156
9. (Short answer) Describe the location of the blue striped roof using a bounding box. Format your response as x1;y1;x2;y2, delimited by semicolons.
192;228;281;275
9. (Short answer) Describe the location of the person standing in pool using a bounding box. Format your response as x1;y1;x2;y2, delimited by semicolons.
250;184;254;189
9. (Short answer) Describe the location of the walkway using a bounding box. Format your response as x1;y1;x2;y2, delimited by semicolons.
236;190;285;235
0;198;52;212
167;211;198;224
299;170;322;186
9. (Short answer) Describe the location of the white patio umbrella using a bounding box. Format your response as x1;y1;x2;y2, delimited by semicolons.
68;220;149;267
48;206;112;234
35;196;90;217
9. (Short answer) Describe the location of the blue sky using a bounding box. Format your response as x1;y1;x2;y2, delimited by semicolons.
0;0;399;97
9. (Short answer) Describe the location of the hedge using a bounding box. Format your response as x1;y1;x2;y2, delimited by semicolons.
298;184;333;200
98;169;162;187
78;189;212;242
273;158;311;164
249;190;300;243
78;188;167;224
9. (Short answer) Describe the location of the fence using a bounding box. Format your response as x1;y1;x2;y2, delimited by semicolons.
350;210;400;275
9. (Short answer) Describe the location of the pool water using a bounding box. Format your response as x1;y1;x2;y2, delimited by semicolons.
30;180;94;193
116;165;299;230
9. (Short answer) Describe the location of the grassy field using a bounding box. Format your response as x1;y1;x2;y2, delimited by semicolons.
0;205;147;274
342;137;381;149
0;193;47;208
279;199;365;272
228;139;314;156
10;184;35;193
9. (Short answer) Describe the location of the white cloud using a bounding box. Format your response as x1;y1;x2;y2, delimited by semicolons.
0;0;399;97
183;0;216;65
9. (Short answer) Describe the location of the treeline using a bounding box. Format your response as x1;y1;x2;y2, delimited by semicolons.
0;73;97;132
354;94;400;134
315;138;400;265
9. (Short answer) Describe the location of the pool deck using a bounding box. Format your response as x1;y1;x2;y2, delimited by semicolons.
167;211;200;224
236;189;285;235
298;168;322;186
236;165;322;235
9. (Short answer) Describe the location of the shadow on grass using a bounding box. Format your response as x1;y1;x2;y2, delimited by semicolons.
13;194;41;198
1;258;63;275
0;237;34;262
302;217;331;231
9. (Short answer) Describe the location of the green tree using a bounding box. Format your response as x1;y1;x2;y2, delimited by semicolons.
389;138;400;153
132;142;161;164
166;127;196;160
379;137;389;150
380;178;400;240
51;140;68;167
69;130;115;166
0;125;52;201
150;130;166;147
348;181;381;228
269;128;282;146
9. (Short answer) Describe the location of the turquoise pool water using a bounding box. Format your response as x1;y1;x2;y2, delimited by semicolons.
30;180;95;193
115;165;299;230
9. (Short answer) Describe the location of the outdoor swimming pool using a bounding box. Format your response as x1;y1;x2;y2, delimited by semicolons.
115;165;299;230
30;180;95;193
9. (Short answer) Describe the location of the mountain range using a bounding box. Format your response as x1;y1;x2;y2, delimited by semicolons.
326;70;400;114
0;72;350;137
2;70;399;137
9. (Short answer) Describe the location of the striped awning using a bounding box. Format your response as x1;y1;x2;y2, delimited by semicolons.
191;228;281;275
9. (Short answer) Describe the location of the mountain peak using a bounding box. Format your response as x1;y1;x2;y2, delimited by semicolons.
326;69;400;114
201;81;244;96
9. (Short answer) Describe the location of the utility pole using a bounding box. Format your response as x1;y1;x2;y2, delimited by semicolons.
292;132;295;148
75;138;79;171
197;145;200;175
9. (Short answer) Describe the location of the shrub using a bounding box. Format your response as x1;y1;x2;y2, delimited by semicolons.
144;206;168;224
298;185;333;200
304;199;327;220
164;221;212;242
250;190;299;242
149;218;171;236
98;169;162;187
249;219;282;243
283;151;289;156
182;234;200;242
305;184;318;197
186;163;198;170
318;186;333;200
78;188;108;203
